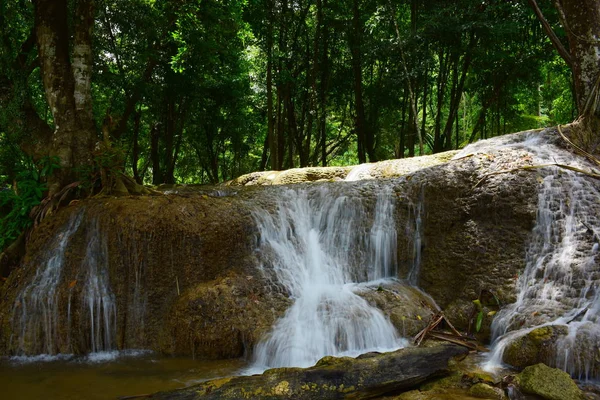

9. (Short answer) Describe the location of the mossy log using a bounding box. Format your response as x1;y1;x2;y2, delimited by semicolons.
145;344;469;400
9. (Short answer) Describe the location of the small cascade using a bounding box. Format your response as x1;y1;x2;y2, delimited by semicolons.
249;184;404;371
12;211;118;356
407;186;424;285
345;163;373;181
79;219;117;353
368;186;398;280
475;131;600;380
12;211;84;354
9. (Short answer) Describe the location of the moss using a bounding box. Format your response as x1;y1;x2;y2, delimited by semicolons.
517;363;584;400
419;373;462;391
468;383;505;399
502;326;568;369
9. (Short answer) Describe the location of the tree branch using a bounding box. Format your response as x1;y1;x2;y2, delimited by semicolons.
527;0;572;68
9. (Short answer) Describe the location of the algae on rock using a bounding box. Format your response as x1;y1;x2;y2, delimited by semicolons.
517;363;584;400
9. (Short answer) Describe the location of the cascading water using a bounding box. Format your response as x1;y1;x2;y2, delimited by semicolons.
463;131;600;380
12;211;84;354
407;186;424;285
249;184;405;371
79;218;117;353
11;210;118;356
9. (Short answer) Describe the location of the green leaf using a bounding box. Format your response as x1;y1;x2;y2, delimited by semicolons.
475;311;484;332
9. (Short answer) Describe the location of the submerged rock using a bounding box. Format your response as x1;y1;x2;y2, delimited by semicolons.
146;344;469;399
516;363;584;400
468;383;506;399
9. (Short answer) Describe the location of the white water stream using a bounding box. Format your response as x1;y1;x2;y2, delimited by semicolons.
12;211;84;354
249;184;405;371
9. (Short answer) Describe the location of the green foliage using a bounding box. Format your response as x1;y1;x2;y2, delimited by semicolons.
0;157;59;251
0;0;580;186
472;299;484;333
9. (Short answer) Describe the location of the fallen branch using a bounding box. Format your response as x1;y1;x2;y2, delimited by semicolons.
414;312;489;352
427;331;489;352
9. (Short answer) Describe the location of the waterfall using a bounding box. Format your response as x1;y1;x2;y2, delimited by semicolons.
407;186;424;285
249;184;404;371
11;211;118;355
12;211;84;354
80;218;117;353
471;131;600;380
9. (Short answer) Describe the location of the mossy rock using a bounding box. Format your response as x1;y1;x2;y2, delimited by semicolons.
419;373;463;391
502;325;568;369
517;363;584;400
468;383;506;399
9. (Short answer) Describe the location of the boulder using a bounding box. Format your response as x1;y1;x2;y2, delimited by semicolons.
502;325;568;369
516;363;584;400
357;282;437;337
146;344;469;399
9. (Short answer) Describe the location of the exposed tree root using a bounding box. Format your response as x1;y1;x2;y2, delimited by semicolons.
94;172;162;197
557;123;600;167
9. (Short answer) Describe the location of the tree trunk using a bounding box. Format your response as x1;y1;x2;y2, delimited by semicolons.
556;0;600;149
267;0;276;170
35;0;97;194
350;0;367;163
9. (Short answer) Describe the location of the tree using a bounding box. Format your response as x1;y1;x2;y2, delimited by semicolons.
530;0;600;150
34;0;97;194
555;0;600;149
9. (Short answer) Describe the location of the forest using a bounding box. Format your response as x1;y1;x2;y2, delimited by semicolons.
1;0;599;250
2;1;600;399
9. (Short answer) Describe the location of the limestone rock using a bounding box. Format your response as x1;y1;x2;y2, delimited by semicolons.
517;363;584;400
357;282;437;337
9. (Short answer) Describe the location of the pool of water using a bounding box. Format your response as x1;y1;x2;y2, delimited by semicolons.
0;351;245;399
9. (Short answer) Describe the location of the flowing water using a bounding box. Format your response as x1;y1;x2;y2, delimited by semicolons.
12;211;84;355
79;218;117;353
11;211;118;356
461;131;600;380
407;186;424;286
249;183;405;371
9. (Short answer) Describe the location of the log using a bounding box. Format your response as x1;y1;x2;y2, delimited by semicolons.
145;344;469;400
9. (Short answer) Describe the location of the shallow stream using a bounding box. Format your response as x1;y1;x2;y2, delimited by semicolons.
0;352;244;400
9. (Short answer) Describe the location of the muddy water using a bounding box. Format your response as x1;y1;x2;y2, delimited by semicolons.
0;352;244;399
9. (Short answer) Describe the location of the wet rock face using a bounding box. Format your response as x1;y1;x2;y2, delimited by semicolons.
396;147;540;330
160;274;291;358
0;130;572;357
357;283;436;338
0;194;262;356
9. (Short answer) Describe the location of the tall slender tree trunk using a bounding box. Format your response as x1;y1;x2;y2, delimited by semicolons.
350;0;367;163
267;0;276;170
319;0;330;166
